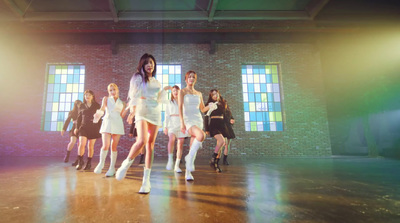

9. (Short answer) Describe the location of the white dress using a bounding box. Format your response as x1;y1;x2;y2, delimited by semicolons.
128;74;167;127
164;100;189;138
183;94;203;131
99;97;125;135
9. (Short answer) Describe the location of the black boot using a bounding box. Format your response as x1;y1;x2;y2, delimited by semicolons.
223;155;229;165
139;154;145;164
71;156;79;166
76;156;85;170
64;151;71;163
210;153;218;169
214;158;222;173
83;157;92;170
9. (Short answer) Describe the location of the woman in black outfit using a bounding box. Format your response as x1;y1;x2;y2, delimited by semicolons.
61;99;82;163
223;104;235;165
74;90;102;170
204;89;229;173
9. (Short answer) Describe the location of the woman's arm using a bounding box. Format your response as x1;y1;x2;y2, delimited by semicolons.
199;93;209;113
120;101;128;118
178;89;186;133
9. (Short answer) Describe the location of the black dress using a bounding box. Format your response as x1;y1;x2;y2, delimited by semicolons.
224;107;236;139
63;110;79;137
76;102;102;140
205;102;230;137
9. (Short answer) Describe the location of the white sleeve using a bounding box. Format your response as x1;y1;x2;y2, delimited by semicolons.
158;89;169;104
164;102;171;129
127;74;143;107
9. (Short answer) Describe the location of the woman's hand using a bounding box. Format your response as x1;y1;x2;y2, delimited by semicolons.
61;130;65;136
127;113;135;124
74;129;78;135
164;86;172;91
230;119;235;124
180;124;186;134
206;131;210;136
164;128;168;135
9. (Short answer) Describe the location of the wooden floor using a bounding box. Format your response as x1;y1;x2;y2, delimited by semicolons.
0;156;399;223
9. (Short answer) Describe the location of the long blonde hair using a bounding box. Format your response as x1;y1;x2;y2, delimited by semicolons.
107;83;119;98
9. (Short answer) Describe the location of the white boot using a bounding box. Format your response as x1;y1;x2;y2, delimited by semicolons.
94;149;108;174
105;151;117;177
115;157;134;181
166;153;173;170
139;167;151;194
174;158;182;173
185;169;194;181
185;139;202;172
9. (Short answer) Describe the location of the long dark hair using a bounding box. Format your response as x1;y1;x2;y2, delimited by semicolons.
71;99;82;115
170;85;180;102
206;89;226;108
135;53;157;83
83;90;97;105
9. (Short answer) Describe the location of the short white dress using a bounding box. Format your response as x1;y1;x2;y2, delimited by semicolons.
164;100;189;138
183;94;203;132
128;74;167;127
99;97;125;135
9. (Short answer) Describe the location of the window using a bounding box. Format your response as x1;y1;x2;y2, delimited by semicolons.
242;64;283;131
42;64;85;131
155;64;182;130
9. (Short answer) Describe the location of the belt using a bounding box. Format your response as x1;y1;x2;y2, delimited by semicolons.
170;114;179;117
211;116;223;119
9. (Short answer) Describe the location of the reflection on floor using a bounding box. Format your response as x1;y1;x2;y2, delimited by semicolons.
0;156;399;222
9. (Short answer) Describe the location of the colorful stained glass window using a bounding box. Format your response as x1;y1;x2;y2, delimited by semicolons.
155;64;182;130
242;65;283;131
42;64;85;131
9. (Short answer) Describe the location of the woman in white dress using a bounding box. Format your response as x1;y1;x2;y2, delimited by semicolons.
178;70;210;181
164;85;188;172
115;53;170;194
93;83;127;177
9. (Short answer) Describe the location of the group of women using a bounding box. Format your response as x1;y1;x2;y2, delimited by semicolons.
61;53;235;194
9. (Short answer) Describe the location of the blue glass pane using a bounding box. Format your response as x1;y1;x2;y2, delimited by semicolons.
248;84;254;92
266;75;272;83
241;65;246;70
161;111;165;121
74;68;80;74
60;84;67;92
263;112;269;121
260;84;267;92
245;122;251;131
276;122;283;131
274;102;281;112
44;122;51;131
253;68;259;74
250;112;256;121
47;84;54;93
73;75;80;83
53;93;59;102
58;112;65;121
241;68;246;74
54;84;60;92
67;75;73;83
267;93;273;101
47;93;53;102
268;102;274;111
255;93;261;102
45;112;52;121
55;75;61;83
78;93;84;100
256;112;263;121
248;93;255;102
244;103;249;112
263;122;270;131
175;75;181;83
260;68;265;74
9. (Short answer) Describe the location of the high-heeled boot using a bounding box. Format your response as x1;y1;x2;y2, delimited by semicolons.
94;149;108;174
76;156;85;170
115;157;134;181
139;167;151;194
83;157;92;170
71;156;79;166
64;151;71;163
185;139;202;172
210;153;218;169
105;151;117;177
214;158;222;173
223;154;230;165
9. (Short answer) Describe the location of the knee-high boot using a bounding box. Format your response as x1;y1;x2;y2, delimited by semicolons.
139;167;151;194
83;157;92;170
76;155;85;170
185;139;202;172
223;154;230;165
105;151;117;177
94;149;108;174
214;158;222;173
210;153;218;169
115;157;134;181
64;150;71;163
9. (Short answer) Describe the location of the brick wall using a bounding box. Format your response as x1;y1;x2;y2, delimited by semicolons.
0;38;331;157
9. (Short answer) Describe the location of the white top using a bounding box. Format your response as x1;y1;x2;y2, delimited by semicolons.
127;74;167;126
